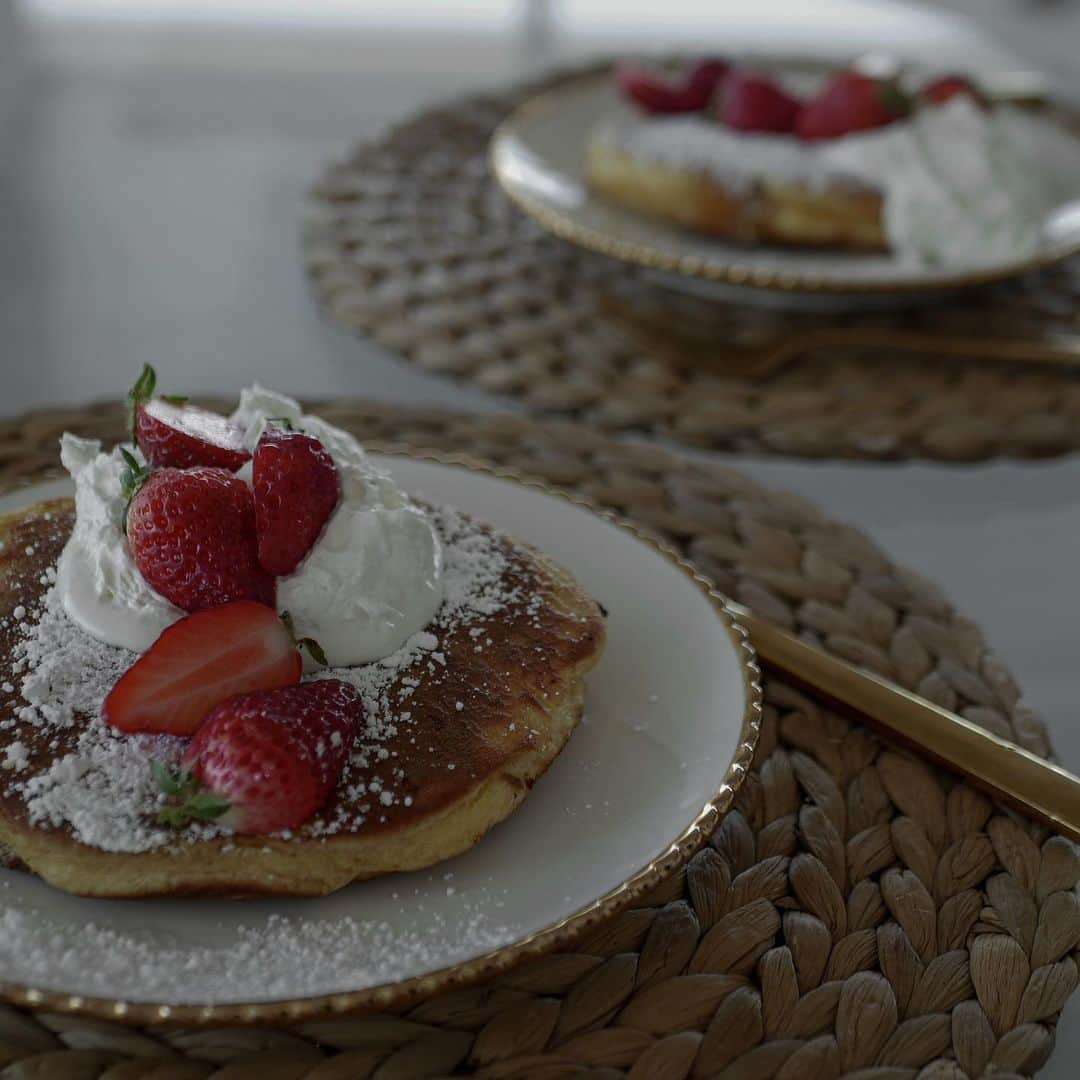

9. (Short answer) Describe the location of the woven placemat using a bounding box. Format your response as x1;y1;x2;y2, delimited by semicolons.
0;400;1076;1080
303;66;1080;463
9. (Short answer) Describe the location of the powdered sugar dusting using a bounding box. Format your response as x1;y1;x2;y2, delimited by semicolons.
0;880;514;1002
2;503;523;853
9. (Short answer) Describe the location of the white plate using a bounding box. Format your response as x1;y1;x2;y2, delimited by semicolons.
490;69;1080;307
0;454;759;1022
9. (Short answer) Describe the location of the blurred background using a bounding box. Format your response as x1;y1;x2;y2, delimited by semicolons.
2;0;1078;411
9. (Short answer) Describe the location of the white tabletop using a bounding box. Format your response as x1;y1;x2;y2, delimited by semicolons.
2;9;1079;1068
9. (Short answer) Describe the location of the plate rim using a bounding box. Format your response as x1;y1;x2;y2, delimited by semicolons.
0;446;763;1026
489;67;1080;296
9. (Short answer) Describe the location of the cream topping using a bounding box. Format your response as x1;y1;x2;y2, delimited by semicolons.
595;96;1080;266
56;386;444;667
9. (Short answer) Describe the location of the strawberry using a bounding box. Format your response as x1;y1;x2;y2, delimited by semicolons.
616;57;728;115
156;680;361;834
686;59;730;103
128;365;250;471
720;70;801;133
923;74;987;109
797;71;910;141
127;467;275;612
253;424;340;576
103;602;302;735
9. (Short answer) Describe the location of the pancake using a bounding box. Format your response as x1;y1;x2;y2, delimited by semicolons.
585;137;888;251
0;497;606;898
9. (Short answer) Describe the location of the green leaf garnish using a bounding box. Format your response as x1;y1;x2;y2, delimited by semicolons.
119;448;151;534
877;77;912;117
150;758;201;798
280;611;328;666
298;637;328;667
126;364;157;444
161;394;189;406
158;792;232;827
152;759;231;827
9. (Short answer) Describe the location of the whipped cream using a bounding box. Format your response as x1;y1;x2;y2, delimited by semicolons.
231;386;444;667
596;96;1080;266
56;387;444;667
57;435;183;651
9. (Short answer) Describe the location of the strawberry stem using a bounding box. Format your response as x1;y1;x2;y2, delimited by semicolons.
280;611;329;666
119;448;151;534
150;758;194;796
299;638;328;667
877;78;912;117
127;364;157;444
152;759;232;827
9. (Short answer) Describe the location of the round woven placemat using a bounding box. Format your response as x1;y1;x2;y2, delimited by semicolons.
303;66;1080;463
1;400;1076;1080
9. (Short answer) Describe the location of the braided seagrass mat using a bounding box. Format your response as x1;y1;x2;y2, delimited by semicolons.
303;65;1080;463
1;400;1078;1079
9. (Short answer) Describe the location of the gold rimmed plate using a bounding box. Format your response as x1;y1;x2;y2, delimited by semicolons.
0;450;760;1024
490;67;1080;307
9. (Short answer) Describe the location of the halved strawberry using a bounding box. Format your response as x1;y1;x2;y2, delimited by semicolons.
103;602;302;735
720;70;801;133
155;680;361;833
616;58;729;115
797;70;910;141
253;424;340;576
128;365;250;471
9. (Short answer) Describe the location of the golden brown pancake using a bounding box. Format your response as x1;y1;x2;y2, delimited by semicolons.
0;498;605;898
585;138;888;251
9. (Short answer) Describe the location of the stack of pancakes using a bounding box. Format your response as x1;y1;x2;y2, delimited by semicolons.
0;498;606;898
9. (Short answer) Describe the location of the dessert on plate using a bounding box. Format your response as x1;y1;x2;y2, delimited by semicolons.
0;370;606;897
585;58;1080;266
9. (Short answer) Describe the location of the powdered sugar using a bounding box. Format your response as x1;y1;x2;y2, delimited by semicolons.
13;584;132;731
2;503;520;853
0;884;513;1002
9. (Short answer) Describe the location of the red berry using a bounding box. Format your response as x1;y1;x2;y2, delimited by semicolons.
177;680;361;833
103;602;302;736
135;400;250;472
127;366;248;471
797;71;910;141
720;70;801;133
686;59;730;102
253;427;340;577
128;467;275;613
923;74;987;109
616;57;728;114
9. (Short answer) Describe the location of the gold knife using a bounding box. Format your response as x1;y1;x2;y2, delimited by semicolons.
728;600;1080;843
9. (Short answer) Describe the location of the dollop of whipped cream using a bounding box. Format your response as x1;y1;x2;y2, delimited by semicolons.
597;96;1080;267
57;435;183;651
56;386;444;667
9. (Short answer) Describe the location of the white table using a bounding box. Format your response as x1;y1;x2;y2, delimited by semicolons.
2;11;1078;1070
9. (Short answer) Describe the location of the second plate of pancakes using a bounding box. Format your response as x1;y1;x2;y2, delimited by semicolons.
0;451;760;1023
490;65;1080;307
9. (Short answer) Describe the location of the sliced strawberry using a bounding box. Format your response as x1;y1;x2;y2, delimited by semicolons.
103;602;301;736
720;70;801;133
127;467;275;612
923;74;988;109
253;425;340;577
797;70;910;141
128;364;249;471
156;680;362;834
136;400;251;471
616;57;728;115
